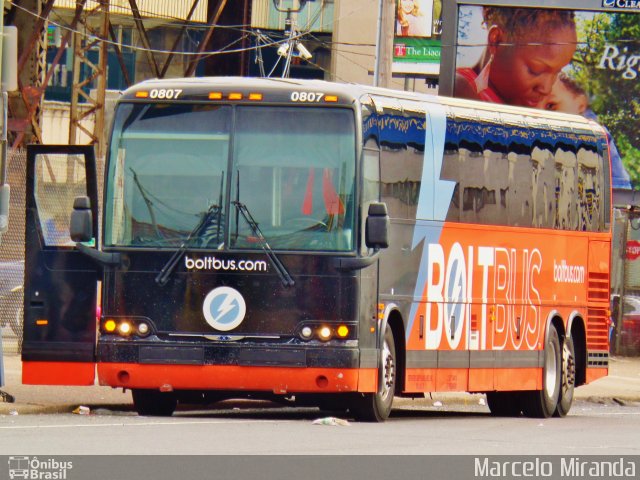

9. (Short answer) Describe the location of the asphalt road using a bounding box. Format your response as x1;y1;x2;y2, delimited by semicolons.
1;398;639;455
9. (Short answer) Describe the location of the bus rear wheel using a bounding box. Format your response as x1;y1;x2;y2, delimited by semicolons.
554;334;576;417
132;389;178;416
350;325;396;422
522;326;561;418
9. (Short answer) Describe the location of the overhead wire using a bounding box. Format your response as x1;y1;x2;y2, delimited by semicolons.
6;0;281;57
8;0;381;76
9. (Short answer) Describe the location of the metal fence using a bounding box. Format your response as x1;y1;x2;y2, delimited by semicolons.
613;207;640;356
0;149;26;354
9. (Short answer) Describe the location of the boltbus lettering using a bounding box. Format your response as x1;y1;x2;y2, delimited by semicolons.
184;256;268;272
553;259;585;284
425;243;542;350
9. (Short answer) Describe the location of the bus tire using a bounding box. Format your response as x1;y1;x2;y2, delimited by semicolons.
554;334;576;417
486;391;522;417
350;325;396;422
522;326;561;418
132;389;178;416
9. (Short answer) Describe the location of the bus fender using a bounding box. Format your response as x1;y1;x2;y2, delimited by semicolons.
543;309;562;346
373;303;399;395
566;311;583;341
377;302;399;351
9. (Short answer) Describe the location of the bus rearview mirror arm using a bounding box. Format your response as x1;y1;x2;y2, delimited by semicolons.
334;202;389;271
70;195;121;267
75;242;122;267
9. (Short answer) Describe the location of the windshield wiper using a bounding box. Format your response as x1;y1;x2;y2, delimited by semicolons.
155;202;222;286
232;200;295;288
130;168;161;238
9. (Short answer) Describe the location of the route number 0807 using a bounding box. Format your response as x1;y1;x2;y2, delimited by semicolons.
149;89;183;99
291;92;324;102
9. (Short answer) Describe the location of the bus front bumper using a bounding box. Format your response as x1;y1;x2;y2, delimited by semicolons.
96;340;377;393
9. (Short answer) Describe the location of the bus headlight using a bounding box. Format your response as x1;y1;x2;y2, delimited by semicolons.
118;321;132;335
318;327;332;341
137;323;150;336
101;318;154;337
297;323;356;341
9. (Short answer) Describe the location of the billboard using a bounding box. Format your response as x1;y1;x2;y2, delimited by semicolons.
439;1;640;190
392;0;442;75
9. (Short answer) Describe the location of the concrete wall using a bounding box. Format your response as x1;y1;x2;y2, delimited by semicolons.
331;0;437;93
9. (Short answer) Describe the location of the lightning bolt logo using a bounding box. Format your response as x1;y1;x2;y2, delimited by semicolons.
406;104;454;341
203;287;247;332
214;295;237;323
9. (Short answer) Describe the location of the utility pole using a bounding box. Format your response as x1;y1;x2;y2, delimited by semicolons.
272;0;313;78
1;6;18;243
373;0;394;88
1;0;17;402
0;2;6;241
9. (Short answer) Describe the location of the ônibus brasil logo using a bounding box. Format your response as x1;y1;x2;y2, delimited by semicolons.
8;456;73;480
202;286;247;331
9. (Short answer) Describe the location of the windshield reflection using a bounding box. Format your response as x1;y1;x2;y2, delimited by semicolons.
104;104;356;252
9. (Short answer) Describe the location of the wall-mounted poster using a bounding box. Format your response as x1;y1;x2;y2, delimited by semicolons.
392;0;442;75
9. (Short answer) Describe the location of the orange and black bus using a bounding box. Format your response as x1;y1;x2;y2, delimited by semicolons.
22;77;610;421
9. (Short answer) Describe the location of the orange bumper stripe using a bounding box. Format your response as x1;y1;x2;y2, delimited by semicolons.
98;363;376;393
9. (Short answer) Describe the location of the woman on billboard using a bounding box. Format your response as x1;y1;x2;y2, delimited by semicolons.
396;0;430;37
454;8;576;107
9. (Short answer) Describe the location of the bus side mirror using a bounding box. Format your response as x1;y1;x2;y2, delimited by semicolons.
70;196;93;243
366;202;389;250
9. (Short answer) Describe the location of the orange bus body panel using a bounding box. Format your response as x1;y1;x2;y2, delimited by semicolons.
22;361;95;386
98;363;375;393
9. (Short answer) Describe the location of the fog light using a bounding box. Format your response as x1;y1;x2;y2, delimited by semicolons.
104;319;117;333
118;321;132;335
301;326;313;339
138;323;150;335
337;325;349;338
318;326;332;341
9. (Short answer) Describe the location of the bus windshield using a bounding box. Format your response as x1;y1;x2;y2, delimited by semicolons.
104;104;356;252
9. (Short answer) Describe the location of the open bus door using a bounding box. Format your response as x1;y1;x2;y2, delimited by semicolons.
22;145;99;385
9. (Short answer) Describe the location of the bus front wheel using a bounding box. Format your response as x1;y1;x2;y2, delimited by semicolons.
132;389;178;416
350;325;396;422
522;326;561;418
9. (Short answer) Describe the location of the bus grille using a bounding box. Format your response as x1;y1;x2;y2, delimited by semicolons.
586;271;609;351
586;307;609;351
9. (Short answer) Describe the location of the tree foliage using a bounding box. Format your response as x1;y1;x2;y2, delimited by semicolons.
572;13;640;186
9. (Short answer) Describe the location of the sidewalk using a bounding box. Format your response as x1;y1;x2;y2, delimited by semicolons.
1;353;639;415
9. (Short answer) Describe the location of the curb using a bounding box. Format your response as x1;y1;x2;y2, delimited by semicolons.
1;395;638;416
0;402;134;416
